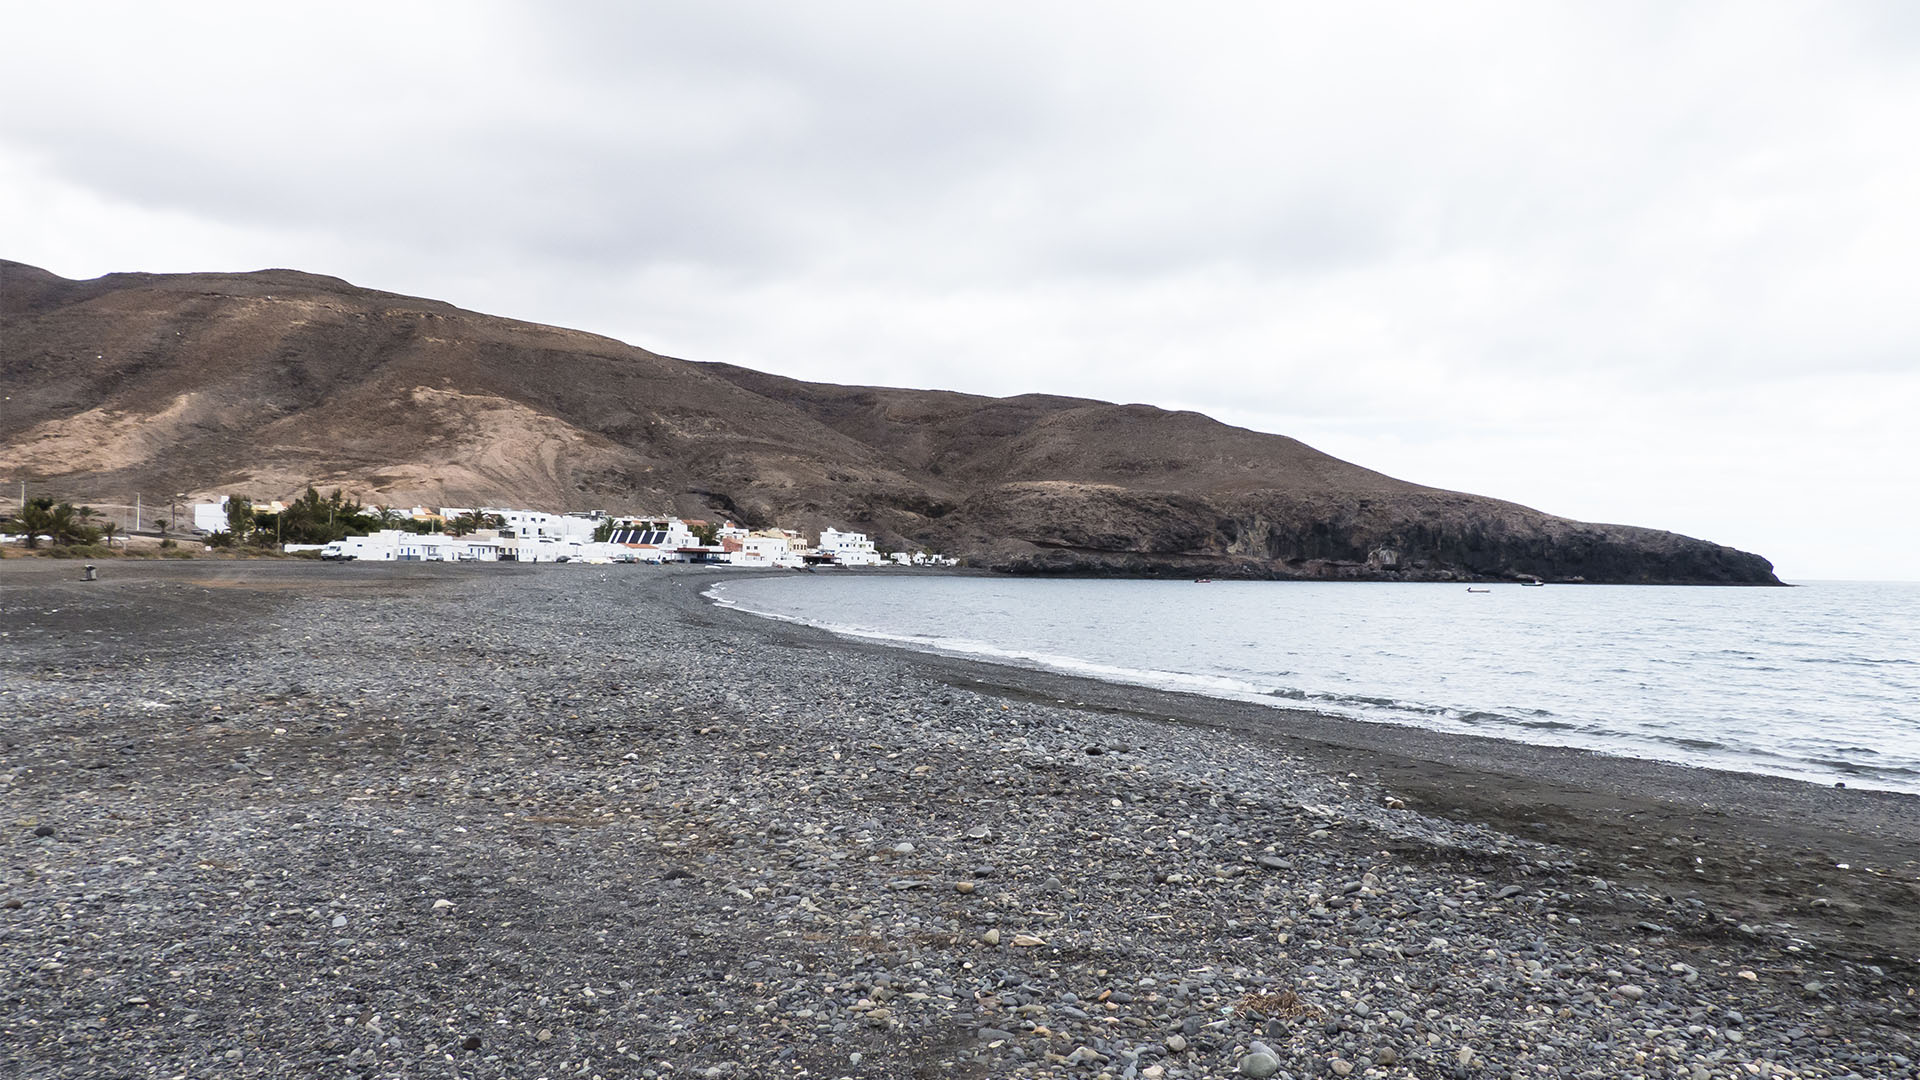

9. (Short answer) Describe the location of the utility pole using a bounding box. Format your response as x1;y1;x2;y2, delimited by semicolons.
135;493;141;532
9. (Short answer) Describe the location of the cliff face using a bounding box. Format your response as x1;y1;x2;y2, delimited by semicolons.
960;487;1776;584
0;260;1779;583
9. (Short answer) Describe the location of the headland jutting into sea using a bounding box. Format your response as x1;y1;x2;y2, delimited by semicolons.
2;559;1913;1079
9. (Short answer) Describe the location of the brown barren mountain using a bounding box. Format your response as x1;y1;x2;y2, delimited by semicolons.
0;260;1777;583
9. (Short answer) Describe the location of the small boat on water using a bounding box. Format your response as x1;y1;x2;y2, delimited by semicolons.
1466;587;1491;593
1194;577;1213;583
1520;578;1545;587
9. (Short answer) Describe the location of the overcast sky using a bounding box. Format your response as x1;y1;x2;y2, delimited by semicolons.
5;2;1916;580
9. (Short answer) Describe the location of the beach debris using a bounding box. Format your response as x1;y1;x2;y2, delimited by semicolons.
1241;990;1318;1020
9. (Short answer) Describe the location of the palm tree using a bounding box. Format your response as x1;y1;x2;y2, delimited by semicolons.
16;499;102;547
15;498;53;548
446;511;503;537
61;504;105;546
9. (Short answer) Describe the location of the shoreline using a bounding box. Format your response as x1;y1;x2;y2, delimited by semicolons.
675;568;1920;964
4;559;1915;1078
701;572;1909;796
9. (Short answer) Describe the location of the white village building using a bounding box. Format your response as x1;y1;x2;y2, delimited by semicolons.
817;527;883;566
192;499;229;534
482;508;600;543
192;496;286;534
304;508;938;568
725;532;807;568
318;528;581;563
318;530;508;562
596;516;704;562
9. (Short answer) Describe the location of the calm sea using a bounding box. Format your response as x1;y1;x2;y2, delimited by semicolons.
707;576;1920;795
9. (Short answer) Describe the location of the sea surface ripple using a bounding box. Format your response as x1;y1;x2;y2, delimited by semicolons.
708;576;1920;795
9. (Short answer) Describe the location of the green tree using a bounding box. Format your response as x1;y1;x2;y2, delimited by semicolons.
691;521;720;545
592;519;617;543
281;486;327;543
13;498;55;548
12;498;104;547
276;485;369;544
224;496;255;542
325;488;371;536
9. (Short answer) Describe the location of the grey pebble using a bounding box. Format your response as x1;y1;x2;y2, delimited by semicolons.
0;563;1910;1080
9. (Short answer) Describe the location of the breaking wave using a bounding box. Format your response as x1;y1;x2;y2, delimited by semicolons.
709;577;1920;795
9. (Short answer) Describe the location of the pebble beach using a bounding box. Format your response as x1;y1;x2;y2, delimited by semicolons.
3;560;1916;1079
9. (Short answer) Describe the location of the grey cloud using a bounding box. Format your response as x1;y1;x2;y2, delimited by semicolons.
3;1;1917;578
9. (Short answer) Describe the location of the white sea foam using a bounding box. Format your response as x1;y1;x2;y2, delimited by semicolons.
711;576;1920;795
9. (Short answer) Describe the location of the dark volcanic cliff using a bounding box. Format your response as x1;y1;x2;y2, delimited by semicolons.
0;260;1778;583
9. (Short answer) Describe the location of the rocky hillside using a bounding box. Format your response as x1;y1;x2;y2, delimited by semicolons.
0;260;1778;583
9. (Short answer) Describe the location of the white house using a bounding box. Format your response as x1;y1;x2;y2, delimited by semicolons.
725;533;806;568
480;508;600;543
191;496;285;534
818;527;882;566
510;536;586;563
319;528;583;562
320;530;405;561
598;516;706;561
320;530;508;562
192;499;229;534
896;550;957;566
